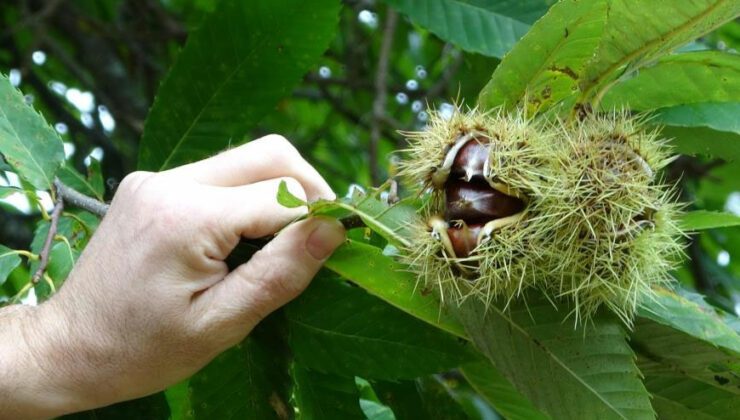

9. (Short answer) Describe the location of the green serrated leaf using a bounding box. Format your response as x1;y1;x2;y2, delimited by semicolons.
580;0;740;105
454;297;654;420
189;314;291;419
0;74;64;190
461;361;549;420
680;210;740;231
286;273;478;380
642;366;740;419
325;240;466;339
276;179;307;208
384;0;552;58
634;288;740;395
477;0;608;112
601;52;740;111
0;245;22;287
293;365;365;420
138;0;341;171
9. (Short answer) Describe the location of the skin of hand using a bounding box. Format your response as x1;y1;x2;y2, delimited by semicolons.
0;135;346;419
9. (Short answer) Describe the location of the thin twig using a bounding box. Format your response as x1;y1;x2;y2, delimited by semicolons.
32;194;64;285
370;9;398;186
54;178;110;217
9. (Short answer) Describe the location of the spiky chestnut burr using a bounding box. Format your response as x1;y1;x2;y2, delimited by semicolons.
399;107;683;325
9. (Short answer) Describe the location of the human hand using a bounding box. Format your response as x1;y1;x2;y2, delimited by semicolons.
3;135;345;418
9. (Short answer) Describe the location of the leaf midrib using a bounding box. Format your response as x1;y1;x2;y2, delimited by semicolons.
582;0;732;102
484;304;633;419
155;3;313;171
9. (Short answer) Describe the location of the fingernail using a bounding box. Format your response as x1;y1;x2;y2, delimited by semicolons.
306;218;346;260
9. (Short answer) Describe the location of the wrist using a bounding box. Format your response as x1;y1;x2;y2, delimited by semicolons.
0;301;102;418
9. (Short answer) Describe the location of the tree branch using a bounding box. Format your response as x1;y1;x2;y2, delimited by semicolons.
31;193;63;285
370;9;398;186
54;178;110;217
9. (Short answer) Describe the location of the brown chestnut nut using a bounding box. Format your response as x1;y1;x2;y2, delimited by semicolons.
446;179;525;223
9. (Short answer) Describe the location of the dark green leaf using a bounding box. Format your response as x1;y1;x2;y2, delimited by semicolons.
663;125;740;161
373;380;430;420
634;288;740;395
138;0;341;170
653;102;740;160
601;52;740;111
325;240;466;339
60;393;170;420
0;73;64;189
286;273;478;380
680;210;740;231
189;315;292;419
454;297;654;420
477;0;608;112
57;161;105;201
276;179;307;208
384;0;552;58
293;365;365;420
461;361;549;420
580;1;740;104
0;245;21;287
642;365;740;419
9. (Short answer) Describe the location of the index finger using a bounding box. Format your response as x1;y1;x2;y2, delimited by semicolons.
166;134;335;201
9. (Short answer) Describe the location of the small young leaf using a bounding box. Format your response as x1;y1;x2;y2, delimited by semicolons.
276;179;307;208
680;210;740;231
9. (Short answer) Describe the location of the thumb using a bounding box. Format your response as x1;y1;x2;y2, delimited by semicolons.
195;217;345;333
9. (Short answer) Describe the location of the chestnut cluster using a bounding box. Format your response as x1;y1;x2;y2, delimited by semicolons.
399;107;683;325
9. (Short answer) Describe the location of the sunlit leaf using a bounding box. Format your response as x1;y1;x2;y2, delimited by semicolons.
0;74;64;190
680;210;740;231
477;0;608;112
601;52;740;111
138;0;341;170
580;0;740;104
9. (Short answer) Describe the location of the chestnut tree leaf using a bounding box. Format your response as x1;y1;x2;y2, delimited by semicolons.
0;73;64;190
137;0;341;170
579;0;740;105
276;179;307;208
680;210;740;231
286;273;479;380
460;361;549;420
0;245;21;287
654;102;740;161
292;365;365;420
477;0;609;112
325;239;466;339
454;297;654;420
600;52;740;111
384;0;553;58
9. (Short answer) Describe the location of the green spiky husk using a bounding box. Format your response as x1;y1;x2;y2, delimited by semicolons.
400;107;685;326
